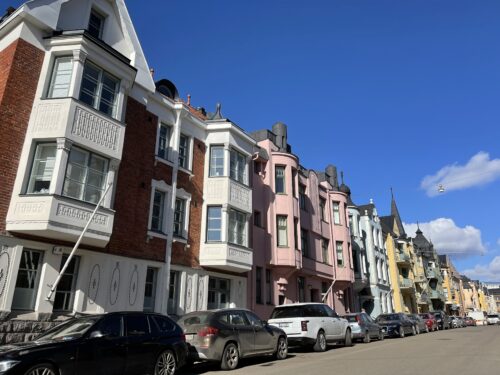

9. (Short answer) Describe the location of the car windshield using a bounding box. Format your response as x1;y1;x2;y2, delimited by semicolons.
270;306;305;319
36;316;101;341
177;312;212;326
377;314;400;321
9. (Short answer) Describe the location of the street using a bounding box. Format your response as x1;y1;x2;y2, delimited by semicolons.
181;325;500;375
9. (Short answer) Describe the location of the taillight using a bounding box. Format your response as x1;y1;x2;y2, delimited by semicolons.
198;326;219;337
356;315;362;324
301;320;309;331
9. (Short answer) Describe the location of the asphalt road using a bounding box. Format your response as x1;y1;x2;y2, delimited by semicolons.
180;325;500;375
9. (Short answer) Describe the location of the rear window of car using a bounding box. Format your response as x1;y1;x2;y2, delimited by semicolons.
270;306;304;319
178;312;212;327
344;316;358;323
152;315;176;332
377;314;399;321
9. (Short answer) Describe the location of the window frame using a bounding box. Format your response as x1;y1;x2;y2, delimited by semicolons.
319;197;327;221
178;134;191;170
299;184;307;211
276;215;288;247
173;197;187;238
209;145;225;177
229;148;248;185
301;229;309;258
256;267;263;304
336;241;345;267
332;201;341;225
148;180;172;239
157;122;172;161
88;8;105;39
143;267;158;312
12;249;44;311
275;165;286;194
322;238;330;265
47;56;73;99
26;142;57;195
206;206;222;242
228;208;247;247
53;254;80;312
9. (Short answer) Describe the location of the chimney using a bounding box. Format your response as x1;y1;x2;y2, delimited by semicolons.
272;122;288;152
325;165;338;189
187;94;191;106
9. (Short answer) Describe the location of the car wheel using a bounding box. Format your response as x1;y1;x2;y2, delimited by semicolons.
412;326;416;336
275;336;288;360
363;331;371;343
221;343;239;370
399;326;405;338
155;350;176;375
313;330;327;352
378;330;384;341
24;363;57;375
344;329;353;347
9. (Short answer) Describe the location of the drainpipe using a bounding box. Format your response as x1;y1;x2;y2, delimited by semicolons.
160;106;183;315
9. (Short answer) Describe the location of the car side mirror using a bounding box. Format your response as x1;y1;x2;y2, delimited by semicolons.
89;330;108;339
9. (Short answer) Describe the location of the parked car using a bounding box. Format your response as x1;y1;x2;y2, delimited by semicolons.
375;313;416;338
486;314;499;325
433;311;451;330
177;309;287;370
343;312;384;343
268;303;352;352
0;312;187;375
464;316;476;326
419;313;438;332
407;314;428;333
467;311;487;326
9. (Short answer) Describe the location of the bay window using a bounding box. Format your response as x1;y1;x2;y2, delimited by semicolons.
47;57;73;98
228;209;247;246
209;146;224;177
207;206;222;241
230;149;246;184
63;147;108;204
79;61;119;118
276;215;288;247
27;143;56;194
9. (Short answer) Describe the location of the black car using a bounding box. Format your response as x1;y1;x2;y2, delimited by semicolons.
433;311;451;330
0;312;187;375
376;313;416;338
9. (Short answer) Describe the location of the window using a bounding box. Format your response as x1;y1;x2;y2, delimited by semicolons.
275;166;285;193
228;209;247;246
79;61;119;118
178;134;189;169
207;206;222;241
63;147;108;204
88;9;105;39
208;277;231;309
253;211;262;228
53;255;80;311
291;168;297;197
319;198;326;221
294;218;299;249
157;123;171;160
143;267;157;312
245;311;264;327
47;57;73;98
12;249;43;310
299;184;306;210
167;271;179;315
333;201;341;224
230;149;247;184
94;315;122;338
125;315;149;336
266;269;272;304
173;198;186;238
301;229;309;257
348;214;354;235
27;143;56;194
151;190;165;232
228;311;248;326
152;315;175;332
322;238;330;265
336;241;344;267
256;267;263;304
209;146;224;176
276;215;288;247
298;277;305;302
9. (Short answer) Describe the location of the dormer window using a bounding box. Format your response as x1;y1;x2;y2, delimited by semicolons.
88;9;105;39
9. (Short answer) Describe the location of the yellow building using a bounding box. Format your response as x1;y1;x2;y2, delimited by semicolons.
381;193;417;313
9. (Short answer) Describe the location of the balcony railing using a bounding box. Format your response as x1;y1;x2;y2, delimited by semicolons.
399;276;414;289
200;242;253;273
396;251;411;264
205;177;252;213
426;268;440;280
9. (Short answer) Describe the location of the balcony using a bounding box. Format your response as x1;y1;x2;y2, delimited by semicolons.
426;268;440;280
30;98;125;160
399;276;414;290
6;194;114;247
428;289;444;300
416;292;431;305
396;251;411;264
199;242;253;273
205;177;252;213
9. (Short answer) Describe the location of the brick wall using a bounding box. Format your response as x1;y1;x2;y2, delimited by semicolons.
0;39;44;234
172;138;205;268
107;97;169;262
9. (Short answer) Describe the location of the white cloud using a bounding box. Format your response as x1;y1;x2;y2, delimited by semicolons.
420;151;500;197
497;239;500;247
404;218;486;256
462;257;500;282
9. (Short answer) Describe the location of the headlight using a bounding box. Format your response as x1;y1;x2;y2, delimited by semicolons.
0;360;21;373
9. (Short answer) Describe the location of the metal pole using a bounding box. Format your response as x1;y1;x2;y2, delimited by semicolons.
322;279;336;303
46;182;113;301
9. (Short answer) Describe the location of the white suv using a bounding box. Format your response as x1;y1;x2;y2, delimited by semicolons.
268;303;352;352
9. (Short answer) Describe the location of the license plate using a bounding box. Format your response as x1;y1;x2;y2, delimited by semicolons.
186;334;196;341
278;323;290;328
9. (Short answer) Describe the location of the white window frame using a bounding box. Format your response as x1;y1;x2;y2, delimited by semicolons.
12;249;44;311
336;241;344;267
178;133;192;171
88;8;106;39
333;201;341;225
209;145;225;177
276;215;288;247
206;206;222;242
156;122;172;162
173;188;191;240
147;180;172;239
230;148;248;185
228;208;248;247
26;142;57;194
47;56;73;98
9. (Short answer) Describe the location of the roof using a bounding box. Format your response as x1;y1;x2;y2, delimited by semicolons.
380;216;396;236
358;204;375;218
390;191;406;237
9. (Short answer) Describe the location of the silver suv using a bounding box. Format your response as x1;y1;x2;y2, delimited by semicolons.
268;303;352;352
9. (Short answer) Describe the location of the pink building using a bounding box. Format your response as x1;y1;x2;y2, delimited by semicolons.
248;123;354;318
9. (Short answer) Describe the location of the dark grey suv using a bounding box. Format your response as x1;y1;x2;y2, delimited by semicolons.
178;309;287;370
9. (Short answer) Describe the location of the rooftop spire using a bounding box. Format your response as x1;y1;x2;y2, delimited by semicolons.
390;188;406;237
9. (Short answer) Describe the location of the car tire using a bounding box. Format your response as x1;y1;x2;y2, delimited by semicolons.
275;336;288;360
363;331;371;343
344;329;352;347
399;327;405;338
24;363;57;375
221;343;239;370
154;349;177;375
313;330;327;352
378;330;384;341
412;326;416;336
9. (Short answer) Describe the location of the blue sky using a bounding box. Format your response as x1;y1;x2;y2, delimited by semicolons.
6;0;499;280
